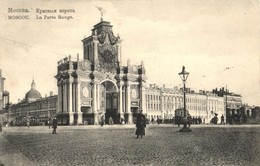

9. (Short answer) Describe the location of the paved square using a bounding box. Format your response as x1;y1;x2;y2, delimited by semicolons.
0;125;260;166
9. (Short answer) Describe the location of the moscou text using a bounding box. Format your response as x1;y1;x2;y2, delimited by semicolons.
7;8;75;20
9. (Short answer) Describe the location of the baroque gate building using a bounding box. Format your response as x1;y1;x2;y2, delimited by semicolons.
55;20;147;125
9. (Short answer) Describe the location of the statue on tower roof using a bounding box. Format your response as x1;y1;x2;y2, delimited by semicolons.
95;6;105;21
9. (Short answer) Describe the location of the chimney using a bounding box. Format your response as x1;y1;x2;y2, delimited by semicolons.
50;91;53;96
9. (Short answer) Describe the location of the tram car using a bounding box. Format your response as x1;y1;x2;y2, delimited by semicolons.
175;109;189;125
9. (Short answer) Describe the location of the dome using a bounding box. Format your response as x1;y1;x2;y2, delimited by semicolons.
25;79;42;102
25;89;42;99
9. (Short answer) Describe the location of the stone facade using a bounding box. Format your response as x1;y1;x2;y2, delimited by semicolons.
145;85;225;124
55;20;147;125
0;69;9;124
3;80;57;126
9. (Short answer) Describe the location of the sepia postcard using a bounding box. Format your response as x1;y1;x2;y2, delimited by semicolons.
0;0;259;165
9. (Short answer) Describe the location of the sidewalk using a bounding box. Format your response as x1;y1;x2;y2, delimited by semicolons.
1;124;136;133
1;123;259;133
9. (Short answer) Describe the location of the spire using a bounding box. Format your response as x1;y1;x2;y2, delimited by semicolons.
31;78;36;90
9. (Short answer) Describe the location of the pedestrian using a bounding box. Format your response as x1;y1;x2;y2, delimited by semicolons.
157;116;160;125
27;117;30;129
101;115;105;126
52;117;58;134
176;116;180;127
187;114;192;127
221;114;225;125
48;119;51;129
198;117;202;124
135;110;146;139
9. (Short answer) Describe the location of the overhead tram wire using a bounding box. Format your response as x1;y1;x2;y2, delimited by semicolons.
0;35;69;58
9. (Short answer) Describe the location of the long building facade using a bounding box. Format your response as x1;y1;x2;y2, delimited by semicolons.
145;85;225;124
1;80;57;126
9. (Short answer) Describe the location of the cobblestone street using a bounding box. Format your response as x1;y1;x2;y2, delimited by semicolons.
0;124;260;166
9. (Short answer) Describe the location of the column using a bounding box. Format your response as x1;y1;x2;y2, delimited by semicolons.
63;82;67;112
72;83;75;112
126;83;133;124
97;84;100;111
76;79;83;125
92;81;98;125
140;84;147;116
118;82;124;120
68;79;74;125
57;83;62;113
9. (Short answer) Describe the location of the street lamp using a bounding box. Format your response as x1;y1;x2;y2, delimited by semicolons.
178;66;192;132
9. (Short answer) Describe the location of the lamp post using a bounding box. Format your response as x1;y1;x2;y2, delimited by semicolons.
178;66;192;132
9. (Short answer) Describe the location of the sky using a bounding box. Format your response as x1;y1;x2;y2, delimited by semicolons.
0;0;259;106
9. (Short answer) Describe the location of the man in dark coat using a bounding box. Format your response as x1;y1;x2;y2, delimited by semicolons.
52;117;58;134
221;114;225;125
135;110;146;139
187;114;192;127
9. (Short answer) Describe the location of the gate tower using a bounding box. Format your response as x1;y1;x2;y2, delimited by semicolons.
55;19;147;125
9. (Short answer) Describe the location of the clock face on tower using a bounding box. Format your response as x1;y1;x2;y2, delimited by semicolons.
82;87;89;98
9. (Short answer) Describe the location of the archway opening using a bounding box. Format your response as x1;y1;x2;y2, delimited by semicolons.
100;80;120;124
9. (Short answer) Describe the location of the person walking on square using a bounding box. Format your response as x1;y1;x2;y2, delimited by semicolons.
135;110;146;139
157;115;160;125
221;114;225;125
187;114;192;127
52;117;58;134
101;115;105;126
27;117;30;129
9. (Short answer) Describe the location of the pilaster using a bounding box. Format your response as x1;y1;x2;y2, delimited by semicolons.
126;83;133;124
67;78;73;113
118;81;124;119
92;80;98;125
97;84;100;111
69;112;74;125
76;79;83;125
140;84;146;114
63;82;67;112
57;82;62;113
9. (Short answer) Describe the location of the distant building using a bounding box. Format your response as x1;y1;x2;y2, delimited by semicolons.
146;84;224;124
5;80;57;126
0;69;9;124
212;87;243;116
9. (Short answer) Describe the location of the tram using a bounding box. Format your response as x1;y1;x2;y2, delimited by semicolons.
174;108;189;125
